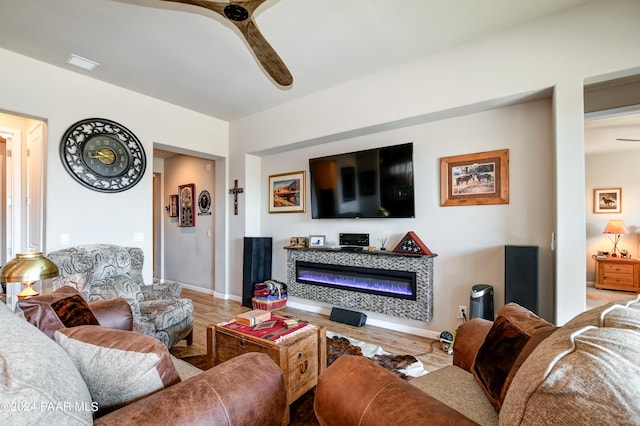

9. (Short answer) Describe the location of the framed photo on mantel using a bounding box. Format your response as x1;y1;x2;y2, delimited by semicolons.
308;235;326;248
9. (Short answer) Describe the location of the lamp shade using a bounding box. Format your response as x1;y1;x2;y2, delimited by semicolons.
603;220;629;235
0;252;59;283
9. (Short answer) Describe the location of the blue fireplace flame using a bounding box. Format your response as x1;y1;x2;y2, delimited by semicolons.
295;261;416;300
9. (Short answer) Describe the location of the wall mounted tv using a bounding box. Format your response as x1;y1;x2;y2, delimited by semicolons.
309;143;415;219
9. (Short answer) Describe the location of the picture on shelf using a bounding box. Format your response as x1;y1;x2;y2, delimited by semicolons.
309;235;325;247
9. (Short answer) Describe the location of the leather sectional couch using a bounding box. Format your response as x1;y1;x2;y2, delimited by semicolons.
0;287;287;425
314;298;640;425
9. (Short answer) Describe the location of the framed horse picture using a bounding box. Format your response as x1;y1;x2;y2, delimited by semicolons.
440;149;509;207
593;188;622;213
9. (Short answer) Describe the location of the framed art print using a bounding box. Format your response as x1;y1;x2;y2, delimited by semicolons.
594;188;622;213
169;194;178;217
440;149;509;207
308;235;326;248
179;183;195;227
269;171;305;213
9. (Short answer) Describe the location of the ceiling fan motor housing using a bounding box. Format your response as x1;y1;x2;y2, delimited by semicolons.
224;4;249;21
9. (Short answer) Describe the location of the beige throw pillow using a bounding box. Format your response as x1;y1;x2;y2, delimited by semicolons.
501;325;640;424
54;325;180;413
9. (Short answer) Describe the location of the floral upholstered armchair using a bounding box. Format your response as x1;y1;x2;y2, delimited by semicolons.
47;244;193;348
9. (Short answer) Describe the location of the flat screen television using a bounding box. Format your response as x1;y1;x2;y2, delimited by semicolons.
309;143;415;219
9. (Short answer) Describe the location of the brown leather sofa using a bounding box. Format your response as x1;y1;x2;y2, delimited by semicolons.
94;352;287;425
314;299;640;425
2;287;288;425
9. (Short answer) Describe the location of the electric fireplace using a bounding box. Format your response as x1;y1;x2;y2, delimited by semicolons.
286;247;435;322
295;261;416;300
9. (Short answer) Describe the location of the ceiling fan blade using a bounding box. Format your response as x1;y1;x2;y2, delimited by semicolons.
616;138;640;142
160;0;293;87
233;18;293;86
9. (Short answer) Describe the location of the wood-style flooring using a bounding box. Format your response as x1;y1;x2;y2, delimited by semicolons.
169;285;638;372
169;288;453;372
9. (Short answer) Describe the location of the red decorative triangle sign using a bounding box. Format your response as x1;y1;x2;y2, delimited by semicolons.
392;231;433;255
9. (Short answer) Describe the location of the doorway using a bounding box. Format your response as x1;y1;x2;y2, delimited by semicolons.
152;148;218;293
584;74;640;306
0;112;46;263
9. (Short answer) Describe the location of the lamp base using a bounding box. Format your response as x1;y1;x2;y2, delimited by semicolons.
17;283;39;300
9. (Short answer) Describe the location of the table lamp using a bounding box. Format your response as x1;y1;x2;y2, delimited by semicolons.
602;220;629;257
0;251;59;301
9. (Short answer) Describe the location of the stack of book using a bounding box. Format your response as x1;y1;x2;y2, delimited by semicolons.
236;309;271;326
283;318;299;329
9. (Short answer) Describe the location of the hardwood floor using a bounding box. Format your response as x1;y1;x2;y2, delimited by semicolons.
169;288;453;372
169;285;640;372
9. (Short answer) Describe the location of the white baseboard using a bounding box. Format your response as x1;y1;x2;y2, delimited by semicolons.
161;280;215;296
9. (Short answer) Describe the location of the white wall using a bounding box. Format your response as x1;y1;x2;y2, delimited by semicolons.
0;48;229;283
261;100;554;333
228;0;640;332
586;150;640;281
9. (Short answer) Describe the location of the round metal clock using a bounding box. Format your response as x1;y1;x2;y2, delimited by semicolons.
60;118;146;193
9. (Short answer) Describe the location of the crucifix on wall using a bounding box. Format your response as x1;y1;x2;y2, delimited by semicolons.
228;179;244;215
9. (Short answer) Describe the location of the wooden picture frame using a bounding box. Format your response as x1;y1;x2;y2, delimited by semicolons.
594;188;622;213
178;183;195;227
269;171;305;213
440;149;509;207
169;194;178;217
308;235;326;248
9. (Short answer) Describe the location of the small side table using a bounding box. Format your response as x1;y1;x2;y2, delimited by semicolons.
592;256;640;293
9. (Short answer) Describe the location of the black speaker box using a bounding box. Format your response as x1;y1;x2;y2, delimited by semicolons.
329;307;367;327
505;245;539;315
242;237;272;308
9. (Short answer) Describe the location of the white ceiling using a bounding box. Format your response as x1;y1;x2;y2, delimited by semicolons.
1;0;593;121
585;112;640;155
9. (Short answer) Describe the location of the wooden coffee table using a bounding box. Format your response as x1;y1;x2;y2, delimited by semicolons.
207;317;326;421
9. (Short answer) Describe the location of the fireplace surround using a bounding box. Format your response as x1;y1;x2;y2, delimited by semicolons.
286;247;435;321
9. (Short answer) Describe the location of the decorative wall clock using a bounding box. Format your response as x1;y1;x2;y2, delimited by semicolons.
60;118;146;193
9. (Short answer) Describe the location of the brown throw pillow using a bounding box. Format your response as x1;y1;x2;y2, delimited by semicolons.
472;303;557;411
18;286;99;338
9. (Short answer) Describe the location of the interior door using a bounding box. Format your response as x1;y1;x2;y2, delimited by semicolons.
0;127;22;262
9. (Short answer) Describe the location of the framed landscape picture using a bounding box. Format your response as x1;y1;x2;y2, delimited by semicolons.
594;188;622;213
269;171;305;213
440;149;509;207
